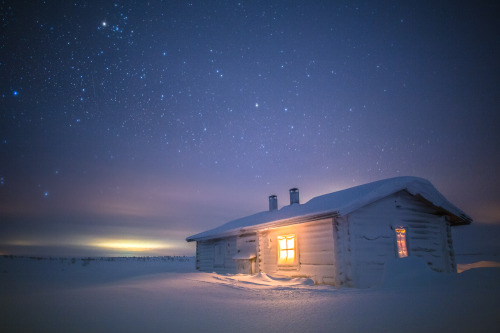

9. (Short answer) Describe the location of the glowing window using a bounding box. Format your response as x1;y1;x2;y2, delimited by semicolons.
395;228;408;258
277;234;296;265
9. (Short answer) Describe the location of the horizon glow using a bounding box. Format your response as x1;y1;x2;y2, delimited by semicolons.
1;1;499;257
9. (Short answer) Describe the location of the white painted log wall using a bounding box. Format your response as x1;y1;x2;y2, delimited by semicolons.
347;195;395;288
196;237;237;274
257;219;336;285
195;241;214;272
332;215;352;287
396;191;455;273
346;190;456;288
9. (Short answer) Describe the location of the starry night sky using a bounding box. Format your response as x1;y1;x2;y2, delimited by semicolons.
1;1;499;256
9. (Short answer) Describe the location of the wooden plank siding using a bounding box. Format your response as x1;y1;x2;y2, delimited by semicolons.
196;236;237;274
257;219;336;285
397;191;456;273
196;240;214;272
345;190;456;288
332;215;352;287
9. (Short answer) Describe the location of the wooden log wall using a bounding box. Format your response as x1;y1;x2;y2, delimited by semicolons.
258;218;336;285
346;190;456;288
196;237;237;273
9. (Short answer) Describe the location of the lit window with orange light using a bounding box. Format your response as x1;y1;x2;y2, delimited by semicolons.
395;228;408;258
277;234;296;265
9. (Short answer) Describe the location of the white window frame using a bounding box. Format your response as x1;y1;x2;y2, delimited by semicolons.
277;234;298;268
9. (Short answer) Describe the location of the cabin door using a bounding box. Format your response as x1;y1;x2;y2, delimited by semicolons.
235;234;257;274
236;259;254;274
214;243;225;267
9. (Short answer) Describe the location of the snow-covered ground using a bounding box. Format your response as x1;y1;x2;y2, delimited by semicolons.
1;223;499;332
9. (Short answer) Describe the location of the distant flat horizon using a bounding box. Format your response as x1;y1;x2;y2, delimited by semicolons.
1;1;499;258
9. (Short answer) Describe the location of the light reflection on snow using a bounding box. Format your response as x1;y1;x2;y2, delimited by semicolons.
1;256;499;332
456;261;500;273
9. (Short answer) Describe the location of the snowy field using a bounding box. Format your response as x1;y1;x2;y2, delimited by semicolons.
1;224;499;333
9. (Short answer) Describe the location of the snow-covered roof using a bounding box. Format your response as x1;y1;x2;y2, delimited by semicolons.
186;176;472;242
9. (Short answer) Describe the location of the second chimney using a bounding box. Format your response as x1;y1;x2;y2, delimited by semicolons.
269;195;278;211
289;188;299;205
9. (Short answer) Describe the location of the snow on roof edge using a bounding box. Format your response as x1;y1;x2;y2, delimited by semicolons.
186;176;472;242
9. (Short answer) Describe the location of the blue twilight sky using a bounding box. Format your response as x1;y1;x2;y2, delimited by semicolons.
1;0;499;256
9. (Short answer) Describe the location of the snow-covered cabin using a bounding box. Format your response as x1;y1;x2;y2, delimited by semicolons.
186;177;472;287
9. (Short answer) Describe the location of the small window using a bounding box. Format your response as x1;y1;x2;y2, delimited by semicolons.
395;228;408;258
277;234;296;265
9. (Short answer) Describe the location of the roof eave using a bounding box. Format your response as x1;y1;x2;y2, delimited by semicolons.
412;193;473;225
186;210;339;242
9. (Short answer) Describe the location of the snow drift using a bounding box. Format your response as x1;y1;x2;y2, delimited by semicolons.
1;224;499;332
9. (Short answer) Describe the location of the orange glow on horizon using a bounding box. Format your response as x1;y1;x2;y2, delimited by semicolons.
0;235;189;257
89;239;169;252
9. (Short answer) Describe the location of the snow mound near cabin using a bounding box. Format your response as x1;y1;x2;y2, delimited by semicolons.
2;254;500;332
192;272;324;291
380;257;454;288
